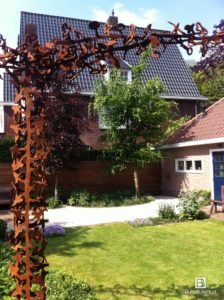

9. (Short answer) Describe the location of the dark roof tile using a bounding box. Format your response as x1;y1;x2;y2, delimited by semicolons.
4;11;204;101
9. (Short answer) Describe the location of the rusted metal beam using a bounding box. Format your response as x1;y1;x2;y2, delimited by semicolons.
0;19;223;299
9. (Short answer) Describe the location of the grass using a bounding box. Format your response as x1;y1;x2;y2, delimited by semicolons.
46;220;224;300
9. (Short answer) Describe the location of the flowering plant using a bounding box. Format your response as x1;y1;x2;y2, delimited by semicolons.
45;224;66;237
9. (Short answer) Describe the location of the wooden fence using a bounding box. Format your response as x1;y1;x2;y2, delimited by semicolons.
0;163;13;204
48;161;161;195
0;161;161;202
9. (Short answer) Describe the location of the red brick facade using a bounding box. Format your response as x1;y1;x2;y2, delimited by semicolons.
1;97;199;149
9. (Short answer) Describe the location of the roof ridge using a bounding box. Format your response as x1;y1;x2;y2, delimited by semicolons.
21;11;98;25
20;11;166;32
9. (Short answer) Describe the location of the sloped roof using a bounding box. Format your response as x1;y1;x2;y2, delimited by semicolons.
15;11;205;99
3;11;206;102
4;73;16;103
163;98;224;147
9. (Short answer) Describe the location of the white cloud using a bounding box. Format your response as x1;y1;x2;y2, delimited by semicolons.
91;2;159;27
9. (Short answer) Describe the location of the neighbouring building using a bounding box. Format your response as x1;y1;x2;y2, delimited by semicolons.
0;11;208;196
162;98;224;200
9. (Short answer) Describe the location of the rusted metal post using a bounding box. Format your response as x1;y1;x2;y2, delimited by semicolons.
0;19;223;299
10;87;48;299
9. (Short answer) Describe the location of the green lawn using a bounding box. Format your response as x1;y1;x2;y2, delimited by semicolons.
46;220;224;300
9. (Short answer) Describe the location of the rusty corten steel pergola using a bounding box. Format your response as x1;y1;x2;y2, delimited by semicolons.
0;19;223;299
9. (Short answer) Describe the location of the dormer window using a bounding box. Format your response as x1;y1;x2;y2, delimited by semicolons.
122;70;128;81
120;70;130;82
102;58;132;83
99;58;132;130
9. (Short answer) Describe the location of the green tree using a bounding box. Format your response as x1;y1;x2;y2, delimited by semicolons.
192;19;224;103
192;65;224;103
0;136;14;163
93;55;180;199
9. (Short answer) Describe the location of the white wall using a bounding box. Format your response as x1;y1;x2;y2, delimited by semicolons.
0;106;4;133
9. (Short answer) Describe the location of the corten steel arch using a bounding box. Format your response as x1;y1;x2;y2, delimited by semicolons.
0;20;223;299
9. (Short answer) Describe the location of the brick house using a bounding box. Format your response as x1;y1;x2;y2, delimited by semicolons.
162;98;224;200
0;11;207;195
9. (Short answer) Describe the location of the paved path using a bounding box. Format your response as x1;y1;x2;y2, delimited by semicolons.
45;196;179;228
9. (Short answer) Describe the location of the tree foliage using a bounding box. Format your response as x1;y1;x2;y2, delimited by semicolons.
192;19;224;103
0;136;14;163
43;86;88;199
44;90;88;175
192;66;224;102
93;53;180;197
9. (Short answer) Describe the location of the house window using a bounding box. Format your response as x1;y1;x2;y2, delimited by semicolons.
177;160;184;171
0;106;4;133
122;70;129;82
98;108;126;130
98;108;108;129
195;160;202;171
104;68;132;83
175;157;203;173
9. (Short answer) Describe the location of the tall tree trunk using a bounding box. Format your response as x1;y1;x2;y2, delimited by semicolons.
54;172;59;200
133;169;140;199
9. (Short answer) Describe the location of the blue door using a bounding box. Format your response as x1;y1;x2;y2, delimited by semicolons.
213;151;224;200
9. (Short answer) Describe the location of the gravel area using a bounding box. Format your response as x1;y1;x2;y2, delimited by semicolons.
45;196;179;227
2;197;224;231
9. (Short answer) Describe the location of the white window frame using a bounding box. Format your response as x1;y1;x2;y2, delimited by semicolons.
175;157;203;173
98;108;108;129
0;106;5;133
104;68;132;82
98;108;126;130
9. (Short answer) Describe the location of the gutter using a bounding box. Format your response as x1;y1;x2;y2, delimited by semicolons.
0;102;15;106
81;91;208;101
0;93;208;102
161;137;224;149
160;95;208;101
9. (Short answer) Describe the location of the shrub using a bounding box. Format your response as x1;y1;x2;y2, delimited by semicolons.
0;247;96;300
196;190;211;206
0;220;7;240
158;203;177;220
196;210;209;220
0;243;15;299
45;224;66;237
130;217;182;227
68;190;92;206
67;189;154;207
46;196;63;209
177;190;210;220
46;271;96;300
0;137;14;163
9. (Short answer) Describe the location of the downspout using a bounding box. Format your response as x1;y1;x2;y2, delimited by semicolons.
195;100;198;115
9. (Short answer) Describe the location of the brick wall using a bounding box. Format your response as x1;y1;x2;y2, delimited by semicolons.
175;100;197;118
1;97;198;147
162;144;224;196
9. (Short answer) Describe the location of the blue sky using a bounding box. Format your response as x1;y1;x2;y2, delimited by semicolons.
0;0;222;55
0;0;223;99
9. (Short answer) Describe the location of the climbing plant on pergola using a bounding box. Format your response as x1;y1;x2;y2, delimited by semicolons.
0;18;223;299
